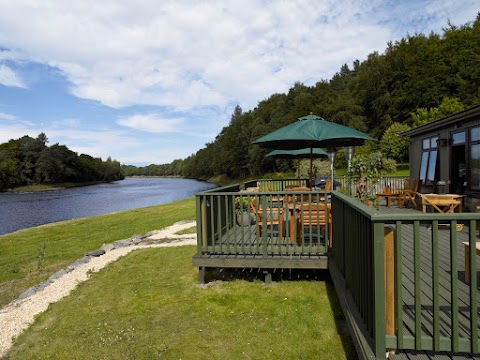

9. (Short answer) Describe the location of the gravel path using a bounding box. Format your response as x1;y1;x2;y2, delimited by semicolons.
0;220;197;358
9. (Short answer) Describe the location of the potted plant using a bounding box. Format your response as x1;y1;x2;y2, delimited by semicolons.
235;196;254;226
358;192;376;207
351;152;397;203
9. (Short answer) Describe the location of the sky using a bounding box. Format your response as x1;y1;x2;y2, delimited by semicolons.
0;1;478;166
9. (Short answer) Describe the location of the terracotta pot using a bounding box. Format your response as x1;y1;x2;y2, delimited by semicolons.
362;200;374;207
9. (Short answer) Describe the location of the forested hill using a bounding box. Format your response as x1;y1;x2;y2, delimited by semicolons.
0;133;124;191
174;14;480;180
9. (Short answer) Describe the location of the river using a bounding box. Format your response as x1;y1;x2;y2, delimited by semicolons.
0;177;217;235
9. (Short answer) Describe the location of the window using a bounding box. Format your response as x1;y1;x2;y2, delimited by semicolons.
471;127;480;191
419;135;438;184
452;131;465;144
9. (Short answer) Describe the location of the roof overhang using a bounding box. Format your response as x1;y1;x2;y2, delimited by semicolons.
399;105;480;138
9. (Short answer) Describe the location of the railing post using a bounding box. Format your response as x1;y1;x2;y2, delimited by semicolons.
196;195;203;255
201;196;208;252
373;222;386;358
384;226;396;356
261;195;268;257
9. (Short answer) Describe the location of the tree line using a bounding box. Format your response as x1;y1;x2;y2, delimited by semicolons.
0;133;124;191
122;159;184;177
129;14;479;181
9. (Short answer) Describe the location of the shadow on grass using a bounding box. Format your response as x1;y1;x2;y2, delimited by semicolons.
325;274;360;360
204;267;330;282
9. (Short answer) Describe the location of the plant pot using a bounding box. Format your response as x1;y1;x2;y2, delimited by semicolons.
362;199;374;207
236;212;253;226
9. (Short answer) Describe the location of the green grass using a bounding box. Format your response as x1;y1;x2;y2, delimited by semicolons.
0;197;196;307
4;246;357;360
175;225;196;235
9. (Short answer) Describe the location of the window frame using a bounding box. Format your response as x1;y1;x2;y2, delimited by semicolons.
469;126;480;192
419;135;439;185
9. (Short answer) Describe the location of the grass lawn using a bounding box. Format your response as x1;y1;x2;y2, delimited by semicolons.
0;197;196;307
5;246;357;359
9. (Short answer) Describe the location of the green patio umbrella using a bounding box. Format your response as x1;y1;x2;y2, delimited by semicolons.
265;148;328;182
254;113;376;188
265;148;328;158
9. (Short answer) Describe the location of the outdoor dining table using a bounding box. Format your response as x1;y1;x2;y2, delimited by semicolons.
420;193;464;214
284;201;331;243
376;191;400;208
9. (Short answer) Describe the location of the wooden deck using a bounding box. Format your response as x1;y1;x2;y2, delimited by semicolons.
336;203;480;359
193;188;480;359
193;221;329;279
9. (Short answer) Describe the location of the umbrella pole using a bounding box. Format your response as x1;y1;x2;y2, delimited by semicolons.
327;148;337;192
310;148;313;190
296;161;300;183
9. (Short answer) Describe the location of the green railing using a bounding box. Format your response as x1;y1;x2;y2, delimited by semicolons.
196;180;330;257
335;175;409;195
258;175;409;194
254;178;308;191
330;192;480;358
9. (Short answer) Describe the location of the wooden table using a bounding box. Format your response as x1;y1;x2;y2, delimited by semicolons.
463;241;480;284
421;194;463;213
376;192;400;208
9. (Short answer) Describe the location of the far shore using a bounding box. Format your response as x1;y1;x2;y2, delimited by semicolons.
7;181;108;193
5;176;220;194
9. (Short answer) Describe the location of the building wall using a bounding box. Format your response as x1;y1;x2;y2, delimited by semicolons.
406;107;480;212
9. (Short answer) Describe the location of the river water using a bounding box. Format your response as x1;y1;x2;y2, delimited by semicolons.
0;177;216;235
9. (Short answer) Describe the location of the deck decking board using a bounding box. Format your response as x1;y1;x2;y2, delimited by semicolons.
374;205;480;359
399;236;473;341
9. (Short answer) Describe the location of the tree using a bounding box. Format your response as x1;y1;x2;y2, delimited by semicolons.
411;97;466;127
379;122;411;163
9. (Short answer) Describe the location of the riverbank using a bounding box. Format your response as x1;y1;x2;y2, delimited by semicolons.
0;220;198;357
0;197;197;307
9;181;105;193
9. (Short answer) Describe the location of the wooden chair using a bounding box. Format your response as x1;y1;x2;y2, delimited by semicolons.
250;199;284;239
324;180;331;191
398;178;420;209
296;203;332;247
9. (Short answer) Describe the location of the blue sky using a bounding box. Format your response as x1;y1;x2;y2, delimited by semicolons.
0;1;478;166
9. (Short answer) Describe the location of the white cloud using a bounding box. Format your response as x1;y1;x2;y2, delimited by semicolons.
0;112;17;121
0;0;477;113
0;1;394;111
117;114;185;133
0;112;34;126
0;64;26;88
0;123;37;144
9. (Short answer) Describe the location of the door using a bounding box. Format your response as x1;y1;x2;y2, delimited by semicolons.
451;144;466;193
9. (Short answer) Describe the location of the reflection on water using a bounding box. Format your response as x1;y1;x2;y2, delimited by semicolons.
0;177;216;235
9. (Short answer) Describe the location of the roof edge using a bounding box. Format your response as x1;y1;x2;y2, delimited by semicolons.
400;105;480;137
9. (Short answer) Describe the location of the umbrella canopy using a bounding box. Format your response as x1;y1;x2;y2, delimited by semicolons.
253;114;375;150
254;113;376;189
265;148;328;158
